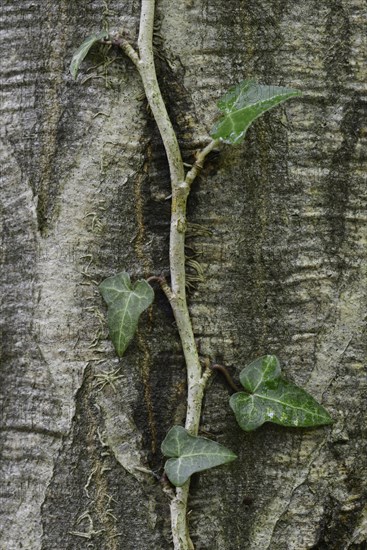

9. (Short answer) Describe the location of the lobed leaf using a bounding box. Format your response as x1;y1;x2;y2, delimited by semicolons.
230;355;333;431
70;30;109;80
210;79;301;144
99;272;154;357
161;426;237;487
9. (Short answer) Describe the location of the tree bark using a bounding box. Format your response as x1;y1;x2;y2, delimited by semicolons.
1;1;366;549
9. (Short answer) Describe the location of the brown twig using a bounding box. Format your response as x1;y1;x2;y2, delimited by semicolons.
147;275;175;303
184;139;220;189
210;364;241;393
99;36;140;67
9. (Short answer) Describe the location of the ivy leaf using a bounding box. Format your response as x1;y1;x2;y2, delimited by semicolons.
210;79;301;144
162;426;237;487
99;272;154;357
70;30;109;80
230;355;333;431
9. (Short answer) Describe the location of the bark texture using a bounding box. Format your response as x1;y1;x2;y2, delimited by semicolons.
1;1;366;549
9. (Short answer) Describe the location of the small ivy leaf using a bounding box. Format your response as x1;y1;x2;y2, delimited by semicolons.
210;79;301;144
70;30;109;80
99;272;154;357
230;355;333;431
161;426;237;487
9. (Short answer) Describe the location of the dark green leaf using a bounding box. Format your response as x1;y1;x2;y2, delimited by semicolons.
162;426;237;487
230;355;333;431
99;272;154;357
70;30;109;80
210;80;301;144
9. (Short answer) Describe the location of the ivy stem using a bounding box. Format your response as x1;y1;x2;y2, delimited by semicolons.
128;1;215;548
137;2;184;185
185;139;220;188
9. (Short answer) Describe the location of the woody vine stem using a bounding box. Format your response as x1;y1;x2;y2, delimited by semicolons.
125;1;218;547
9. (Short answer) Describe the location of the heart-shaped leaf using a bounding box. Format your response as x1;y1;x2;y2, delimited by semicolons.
70;30;109;80
210;80;301;144
162;426;237;487
230;355;333;431
99;272;154;357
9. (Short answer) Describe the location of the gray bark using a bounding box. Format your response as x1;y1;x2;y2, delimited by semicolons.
1;1;366;549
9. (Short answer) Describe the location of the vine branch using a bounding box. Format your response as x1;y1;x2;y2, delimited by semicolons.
134;2;215;548
185;139;220;188
103;36;140;66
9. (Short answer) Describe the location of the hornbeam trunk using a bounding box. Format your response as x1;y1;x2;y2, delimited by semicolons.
1;1;366;549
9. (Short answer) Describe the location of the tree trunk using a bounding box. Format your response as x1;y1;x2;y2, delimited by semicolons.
1;1;366;549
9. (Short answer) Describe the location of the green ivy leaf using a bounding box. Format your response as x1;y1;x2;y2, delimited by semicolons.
230;355;333;431
210;80;301;144
99;272;154;357
70;30;109;80
162;426;237;487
